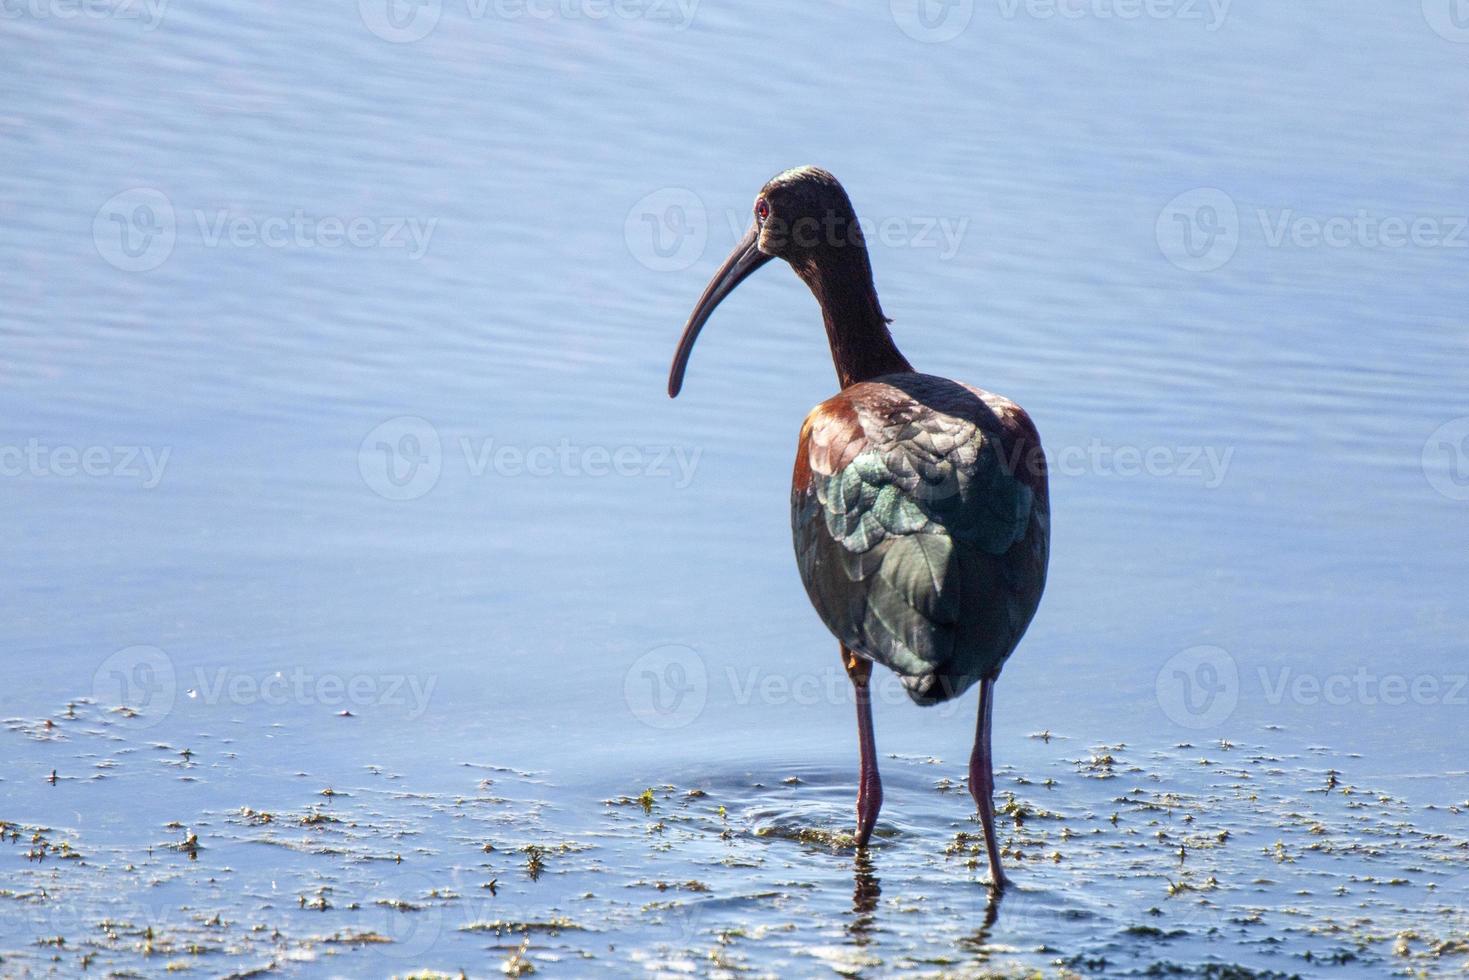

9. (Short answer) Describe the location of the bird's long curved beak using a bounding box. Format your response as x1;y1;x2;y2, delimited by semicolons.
667;224;773;398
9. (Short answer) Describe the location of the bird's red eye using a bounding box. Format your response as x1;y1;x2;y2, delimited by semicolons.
755;198;770;221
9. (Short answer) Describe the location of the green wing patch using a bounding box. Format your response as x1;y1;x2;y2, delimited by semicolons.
792;380;1042;697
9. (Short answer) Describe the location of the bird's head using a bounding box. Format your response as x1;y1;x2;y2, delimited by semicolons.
750;165;866;267
668;166;876;398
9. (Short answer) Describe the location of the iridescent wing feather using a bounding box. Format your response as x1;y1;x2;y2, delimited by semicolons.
791;373;1049;704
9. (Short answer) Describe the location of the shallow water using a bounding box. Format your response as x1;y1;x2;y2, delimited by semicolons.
8;703;1469;977
3;0;1468;976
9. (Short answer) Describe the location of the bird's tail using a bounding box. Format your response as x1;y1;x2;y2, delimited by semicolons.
901;667;981;706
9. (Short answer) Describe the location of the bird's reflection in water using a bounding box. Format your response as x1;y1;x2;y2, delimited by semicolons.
847;849;881;943
958;883;1003;961
980;884;1002;930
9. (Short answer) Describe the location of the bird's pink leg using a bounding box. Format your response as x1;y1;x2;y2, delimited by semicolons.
843;647;882;847
969;677;1009;891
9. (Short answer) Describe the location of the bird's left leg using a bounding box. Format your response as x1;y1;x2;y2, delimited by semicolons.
843;646;883;847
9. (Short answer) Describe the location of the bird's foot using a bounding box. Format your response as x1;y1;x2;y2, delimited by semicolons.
854;782;882;848
987;864;1010;893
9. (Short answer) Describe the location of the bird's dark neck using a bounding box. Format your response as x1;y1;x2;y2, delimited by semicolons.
797;252;913;390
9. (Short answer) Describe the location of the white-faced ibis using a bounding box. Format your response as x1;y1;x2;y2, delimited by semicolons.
668;167;1049;890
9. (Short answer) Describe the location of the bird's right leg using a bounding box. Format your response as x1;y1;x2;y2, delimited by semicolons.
843;646;883;847
969;676;1009;891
